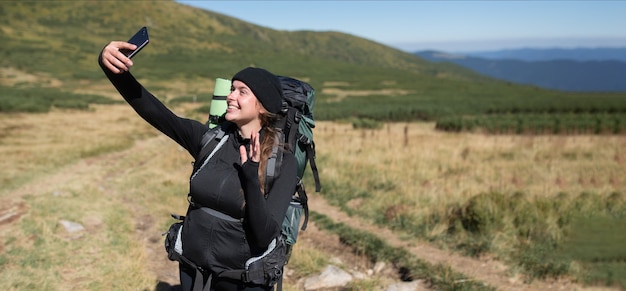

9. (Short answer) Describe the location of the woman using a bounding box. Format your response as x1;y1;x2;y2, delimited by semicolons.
99;41;297;291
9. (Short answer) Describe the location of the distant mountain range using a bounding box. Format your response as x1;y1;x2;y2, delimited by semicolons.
461;48;626;62
416;48;626;92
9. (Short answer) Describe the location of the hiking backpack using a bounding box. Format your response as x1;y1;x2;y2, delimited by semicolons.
173;76;320;289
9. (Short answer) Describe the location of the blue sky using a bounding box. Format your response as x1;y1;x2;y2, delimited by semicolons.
177;1;626;52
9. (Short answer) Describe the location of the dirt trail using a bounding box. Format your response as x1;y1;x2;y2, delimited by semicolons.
0;136;180;287
1;134;609;291
306;194;603;291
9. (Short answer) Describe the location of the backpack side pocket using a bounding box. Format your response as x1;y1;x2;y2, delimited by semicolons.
164;215;185;261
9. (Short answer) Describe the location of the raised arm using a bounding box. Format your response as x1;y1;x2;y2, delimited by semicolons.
97;43;207;158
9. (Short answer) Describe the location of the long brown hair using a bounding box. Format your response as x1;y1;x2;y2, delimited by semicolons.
258;110;280;194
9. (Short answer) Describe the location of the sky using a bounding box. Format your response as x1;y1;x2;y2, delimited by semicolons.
176;1;626;53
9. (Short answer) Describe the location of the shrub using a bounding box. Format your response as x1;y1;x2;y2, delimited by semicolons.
351;118;382;129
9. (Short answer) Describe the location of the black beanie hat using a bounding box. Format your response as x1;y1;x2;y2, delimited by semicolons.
232;67;283;114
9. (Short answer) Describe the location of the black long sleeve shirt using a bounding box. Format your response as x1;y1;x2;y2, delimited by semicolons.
98;54;297;272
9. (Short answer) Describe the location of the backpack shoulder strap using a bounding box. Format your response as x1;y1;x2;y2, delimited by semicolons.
263;127;309;230
264;130;283;195
198;127;225;161
191;122;233;181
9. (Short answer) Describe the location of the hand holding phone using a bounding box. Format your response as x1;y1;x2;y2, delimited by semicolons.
120;26;149;59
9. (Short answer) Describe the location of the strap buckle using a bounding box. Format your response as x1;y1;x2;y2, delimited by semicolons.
297;133;311;145
241;270;250;283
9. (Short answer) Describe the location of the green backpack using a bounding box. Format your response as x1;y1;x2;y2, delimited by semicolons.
271;75;320;245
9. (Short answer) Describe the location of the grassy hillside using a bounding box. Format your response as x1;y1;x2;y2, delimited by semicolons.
0;0;445;83
3;0;626;127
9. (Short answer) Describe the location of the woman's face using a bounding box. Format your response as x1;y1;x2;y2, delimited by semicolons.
225;80;264;127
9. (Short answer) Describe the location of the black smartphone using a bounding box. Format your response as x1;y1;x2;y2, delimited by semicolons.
120;26;149;59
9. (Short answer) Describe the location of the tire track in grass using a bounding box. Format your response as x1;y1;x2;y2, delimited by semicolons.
306;193;603;291
0;135;181;288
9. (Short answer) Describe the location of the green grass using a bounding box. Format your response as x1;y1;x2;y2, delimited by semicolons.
556;214;626;287
423;192;625;286
437;113;626;134
0;84;120;113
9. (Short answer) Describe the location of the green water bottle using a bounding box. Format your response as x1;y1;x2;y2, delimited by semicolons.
208;78;231;128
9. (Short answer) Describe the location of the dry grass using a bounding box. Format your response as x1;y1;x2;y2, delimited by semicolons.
1;104;625;290
315;121;625;209
313;121;626;285
0;105;381;290
0;104;156;191
0;105;176;289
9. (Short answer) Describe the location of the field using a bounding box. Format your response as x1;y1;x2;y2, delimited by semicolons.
316;120;626;288
1;100;625;290
2;2;626;289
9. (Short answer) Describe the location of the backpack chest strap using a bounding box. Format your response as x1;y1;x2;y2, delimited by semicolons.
187;195;244;223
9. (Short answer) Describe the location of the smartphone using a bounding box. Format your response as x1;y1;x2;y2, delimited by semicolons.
120;26;149;59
